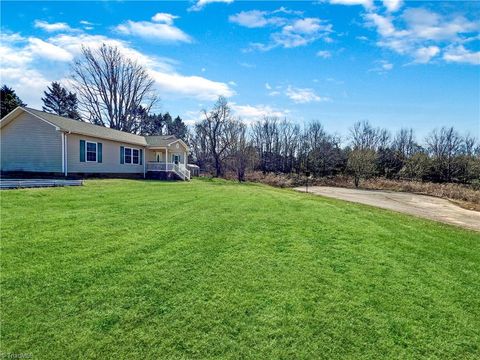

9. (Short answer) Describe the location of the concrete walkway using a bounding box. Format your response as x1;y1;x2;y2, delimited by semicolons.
295;186;480;232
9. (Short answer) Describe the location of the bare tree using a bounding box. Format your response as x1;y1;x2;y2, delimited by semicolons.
71;44;158;133
393;128;418;159
350;120;381;150
198;96;237;177
426;127;463;182
304;121;343;177
251;117;280;173
347;148;377;187
231;121;253;181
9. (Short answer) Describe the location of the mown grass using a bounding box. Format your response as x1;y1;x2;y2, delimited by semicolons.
1;179;479;359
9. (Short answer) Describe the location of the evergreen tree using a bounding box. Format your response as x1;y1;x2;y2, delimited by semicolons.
0;85;26;118
42;82;81;120
167;115;188;140
140;112;166;135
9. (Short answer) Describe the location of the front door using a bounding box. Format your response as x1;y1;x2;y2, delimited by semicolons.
155;152;162;162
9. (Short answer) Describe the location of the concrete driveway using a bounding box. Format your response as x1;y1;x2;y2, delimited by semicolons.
295;186;480;232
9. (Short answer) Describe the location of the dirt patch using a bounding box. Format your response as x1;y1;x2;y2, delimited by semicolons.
295;186;480;232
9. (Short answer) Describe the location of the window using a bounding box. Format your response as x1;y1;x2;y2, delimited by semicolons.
86;142;97;162
124;148;132;164
173;154;180;164
132;149;139;164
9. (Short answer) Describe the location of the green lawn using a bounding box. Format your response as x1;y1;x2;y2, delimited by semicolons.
1;179;479;359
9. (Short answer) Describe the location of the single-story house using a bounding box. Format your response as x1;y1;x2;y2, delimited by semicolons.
0;107;191;180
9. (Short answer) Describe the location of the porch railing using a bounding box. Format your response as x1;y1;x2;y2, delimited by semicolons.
147;162;190;180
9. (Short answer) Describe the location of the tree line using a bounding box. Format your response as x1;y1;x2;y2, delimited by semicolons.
191;97;479;186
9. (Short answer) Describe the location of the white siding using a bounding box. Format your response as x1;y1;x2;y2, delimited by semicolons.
0;112;62;172
67;133;144;174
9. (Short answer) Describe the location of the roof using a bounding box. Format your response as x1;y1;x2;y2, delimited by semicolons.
1;107;188;149
145;135;177;147
23;107;148;146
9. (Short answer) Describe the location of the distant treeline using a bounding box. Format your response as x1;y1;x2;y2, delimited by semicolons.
190;97;480;187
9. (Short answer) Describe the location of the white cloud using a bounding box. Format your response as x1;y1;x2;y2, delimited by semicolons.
316;50;332;58
1;67;51;107
329;0;373;9
189;0;233;12
26;38;74;62
1;31;234;107
231;9;333;51
382;0;402;12
443;45;480;65
382;62;393;70
413;46;440;63
265;83;272;90
364;8;479;64
402;8;478;41
285;86;330;104
230;103;289;123
271;18;333;48
184;103;289;125
34;20;74;32
229;10;284;28
369;60;394;73
150;71;234;101
115;13;192;43
151;13;179;25
365;13;397;37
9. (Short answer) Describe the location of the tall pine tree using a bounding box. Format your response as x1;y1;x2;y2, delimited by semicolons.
167;116;188;141
0;85;26;118
42;82;81;120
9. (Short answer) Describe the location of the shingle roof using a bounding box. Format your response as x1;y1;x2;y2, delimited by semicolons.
144;135;177;147
24;107;148;146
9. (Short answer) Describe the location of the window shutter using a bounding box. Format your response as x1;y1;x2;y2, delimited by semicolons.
98;143;103;163
140;149;143;165
80;140;85;162
120;146;124;164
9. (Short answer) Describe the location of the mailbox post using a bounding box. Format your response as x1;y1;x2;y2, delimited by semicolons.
305;171;310;193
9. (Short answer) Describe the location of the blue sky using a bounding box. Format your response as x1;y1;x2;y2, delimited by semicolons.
1;0;479;140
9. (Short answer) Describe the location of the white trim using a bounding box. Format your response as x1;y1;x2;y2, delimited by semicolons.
65;133;69;176
123;146;141;165
22;108;61;130
0;107;60;130
86;141;98;162
166;139;189;150
143;147;146;178
61;132;65;174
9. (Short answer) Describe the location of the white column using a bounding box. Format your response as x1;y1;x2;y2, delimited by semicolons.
165;148;168;164
184;151;187;166
61;132;65;175
64;133;68;176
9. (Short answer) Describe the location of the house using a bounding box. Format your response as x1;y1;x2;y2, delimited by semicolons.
0;107;190;180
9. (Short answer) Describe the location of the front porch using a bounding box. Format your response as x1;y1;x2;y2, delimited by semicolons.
146;148;190;180
146;161;190;180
